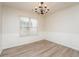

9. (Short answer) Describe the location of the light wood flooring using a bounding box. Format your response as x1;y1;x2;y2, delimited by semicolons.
0;40;79;57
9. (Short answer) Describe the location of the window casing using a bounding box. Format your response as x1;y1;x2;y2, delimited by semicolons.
20;17;38;36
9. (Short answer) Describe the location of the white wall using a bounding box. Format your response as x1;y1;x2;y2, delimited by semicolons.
45;5;79;51
2;4;79;51
2;5;45;49
0;3;2;54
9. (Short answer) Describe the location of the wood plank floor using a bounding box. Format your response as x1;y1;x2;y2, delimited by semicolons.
0;40;79;57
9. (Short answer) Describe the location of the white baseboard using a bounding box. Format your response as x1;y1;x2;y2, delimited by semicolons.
2;32;79;51
2;33;45;49
46;32;79;51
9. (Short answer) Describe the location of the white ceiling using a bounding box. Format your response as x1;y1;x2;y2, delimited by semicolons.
2;2;79;15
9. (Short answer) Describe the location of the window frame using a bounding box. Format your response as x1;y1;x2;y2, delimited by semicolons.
20;16;38;36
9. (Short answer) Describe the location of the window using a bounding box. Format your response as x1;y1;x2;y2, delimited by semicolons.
20;17;38;36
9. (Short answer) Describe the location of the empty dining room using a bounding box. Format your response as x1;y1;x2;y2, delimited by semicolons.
0;1;79;57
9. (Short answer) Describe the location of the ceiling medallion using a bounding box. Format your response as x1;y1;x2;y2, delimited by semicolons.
33;2;50;15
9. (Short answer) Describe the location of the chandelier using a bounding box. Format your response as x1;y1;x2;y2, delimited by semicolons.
33;2;50;15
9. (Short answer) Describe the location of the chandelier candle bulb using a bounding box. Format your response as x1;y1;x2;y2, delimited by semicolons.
35;7;37;9
44;5;47;8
